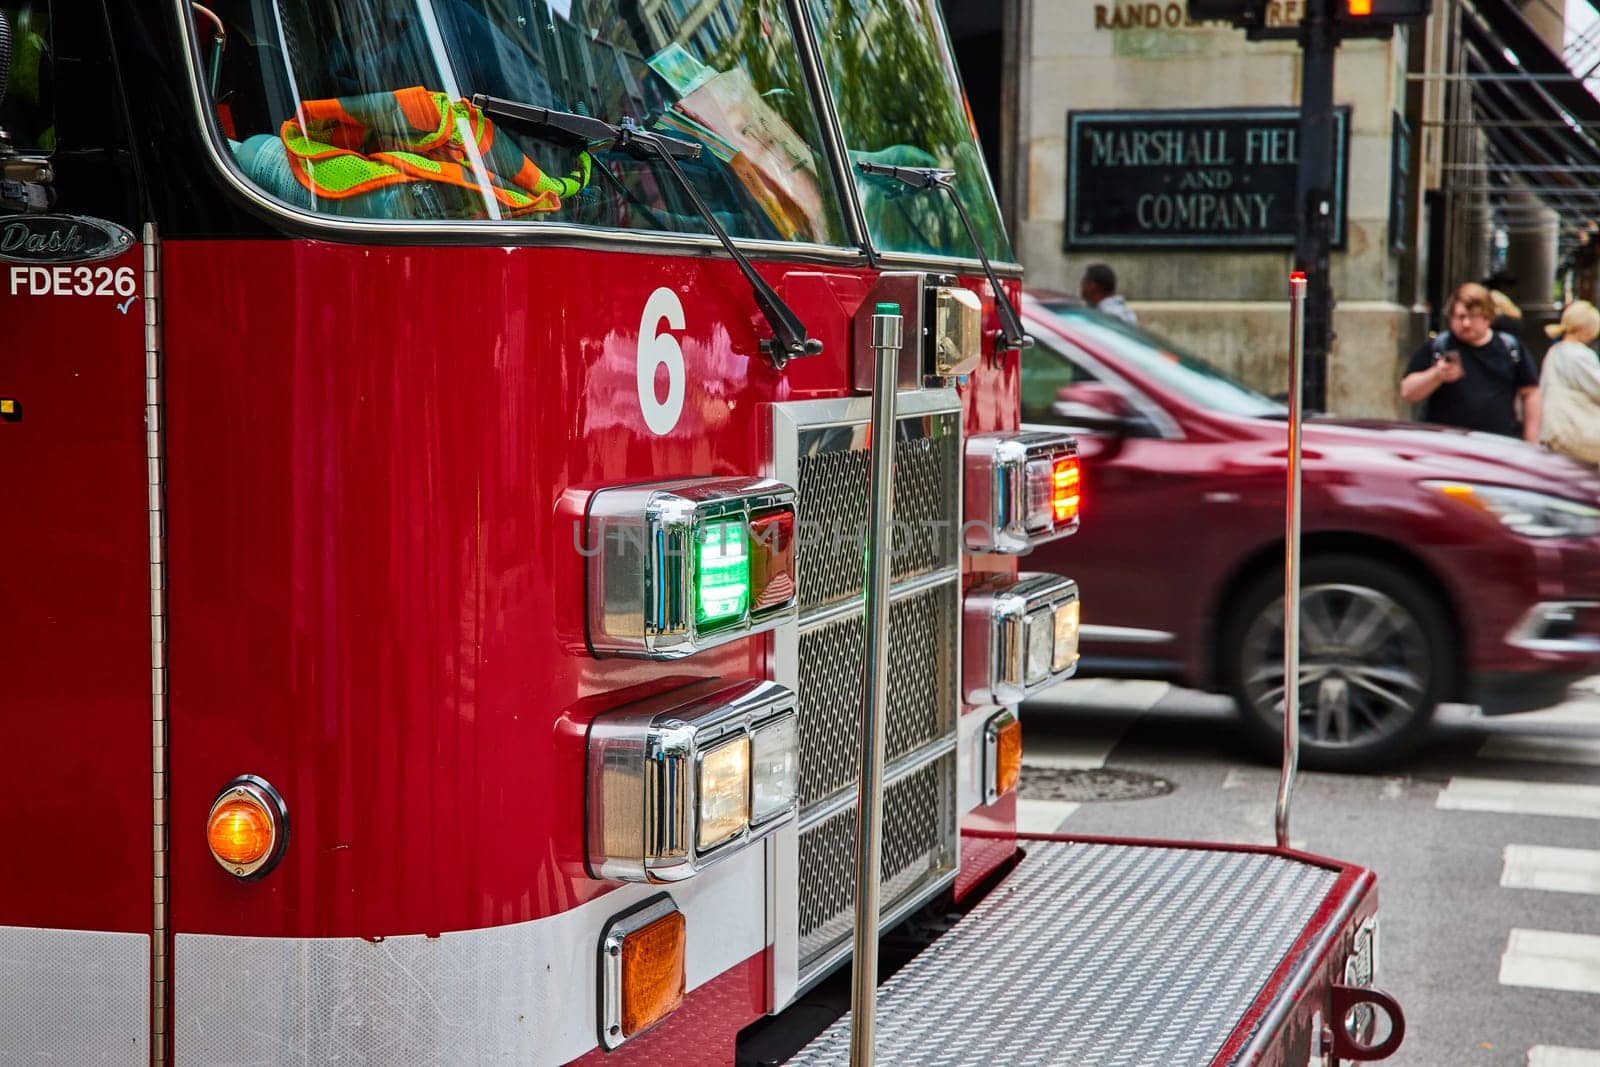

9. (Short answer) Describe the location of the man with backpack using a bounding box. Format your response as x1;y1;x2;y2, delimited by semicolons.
1401;282;1541;443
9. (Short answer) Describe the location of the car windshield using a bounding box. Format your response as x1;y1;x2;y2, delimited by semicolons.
184;0;846;241
806;0;1010;262
1044;304;1286;418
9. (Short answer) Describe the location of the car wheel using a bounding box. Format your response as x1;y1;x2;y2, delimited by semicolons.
1222;555;1456;772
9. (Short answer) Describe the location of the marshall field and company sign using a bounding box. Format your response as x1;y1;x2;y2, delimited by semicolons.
1065;107;1349;250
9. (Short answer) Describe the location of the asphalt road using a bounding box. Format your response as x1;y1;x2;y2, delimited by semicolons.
1018;678;1600;1067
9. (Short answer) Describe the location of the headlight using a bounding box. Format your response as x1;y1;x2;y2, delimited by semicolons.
1426;481;1600;538
749;714;800;824
963;573;1080;705
588;680;798;883
696;735;751;850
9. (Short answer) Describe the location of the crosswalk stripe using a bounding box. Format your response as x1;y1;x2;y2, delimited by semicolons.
1437;778;1600;820
1502;845;1600;896
1478;736;1600;767
1022;738;1122;770
1500;929;1600;995
1529;1046;1600;1066
1015;798;1079;834
1018;679;1159;830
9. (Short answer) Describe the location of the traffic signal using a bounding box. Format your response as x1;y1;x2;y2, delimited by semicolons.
1334;0;1430;38
1191;0;1430;37
1338;0;1430;15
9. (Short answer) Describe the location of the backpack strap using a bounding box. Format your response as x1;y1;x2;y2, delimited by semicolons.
1496;331;1524;363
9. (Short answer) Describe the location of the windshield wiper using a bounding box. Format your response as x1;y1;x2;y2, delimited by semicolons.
857;161;1031;354
472;94;823;369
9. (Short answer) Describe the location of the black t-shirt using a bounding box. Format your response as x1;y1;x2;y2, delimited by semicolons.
1405;331;1538;437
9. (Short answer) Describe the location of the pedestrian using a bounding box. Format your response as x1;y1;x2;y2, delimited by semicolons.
1538;299;1600;466
1080;263;1137;326
1481;271;1526;341
1400;281;1540;443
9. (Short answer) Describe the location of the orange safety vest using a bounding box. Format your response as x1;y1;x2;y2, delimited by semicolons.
281;86;589;216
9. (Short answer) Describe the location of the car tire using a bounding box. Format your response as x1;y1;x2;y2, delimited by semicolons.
1221;554;1456;773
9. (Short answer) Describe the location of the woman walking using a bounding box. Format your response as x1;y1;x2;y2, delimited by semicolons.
1540;300;1600;466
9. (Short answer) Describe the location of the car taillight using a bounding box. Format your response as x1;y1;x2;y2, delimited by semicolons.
963;572;1081;705
966;432;1081;553
585;477;798;658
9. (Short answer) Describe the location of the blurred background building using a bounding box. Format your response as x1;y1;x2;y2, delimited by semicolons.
940;0;1600;417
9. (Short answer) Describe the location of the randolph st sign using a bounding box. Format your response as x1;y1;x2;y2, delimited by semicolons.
1065;107;1349;249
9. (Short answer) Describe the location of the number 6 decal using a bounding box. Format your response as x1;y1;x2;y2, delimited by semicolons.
637;287;686;435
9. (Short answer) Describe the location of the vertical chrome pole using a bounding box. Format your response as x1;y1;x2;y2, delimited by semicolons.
850;301;902;1067
1277;272;1307;850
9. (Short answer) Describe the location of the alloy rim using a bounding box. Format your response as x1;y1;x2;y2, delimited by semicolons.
1241;583;1431;750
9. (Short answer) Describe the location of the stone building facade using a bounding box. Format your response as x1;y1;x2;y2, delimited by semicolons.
1007;3;1420;417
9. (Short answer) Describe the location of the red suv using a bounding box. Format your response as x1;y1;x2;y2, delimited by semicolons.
1021;294;1600;770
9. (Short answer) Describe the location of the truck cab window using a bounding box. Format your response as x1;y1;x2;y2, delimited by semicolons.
1;3;53;151
184;0;846;242
806;0;1008;263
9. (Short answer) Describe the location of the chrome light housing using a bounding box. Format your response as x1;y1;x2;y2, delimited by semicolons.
964;572;1081;705
587;679;799;883
851;272;986;389
931;284;983;379
965;432;1080;553
585;477;797;658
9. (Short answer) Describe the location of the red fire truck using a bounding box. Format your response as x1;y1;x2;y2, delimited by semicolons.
1;1;1404;1063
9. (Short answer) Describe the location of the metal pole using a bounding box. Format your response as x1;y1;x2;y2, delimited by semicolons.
849;301;902;1066
1293;0;1337;413
1277;273;1307;850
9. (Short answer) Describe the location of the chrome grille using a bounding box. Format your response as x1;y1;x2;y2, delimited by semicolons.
797;583;958;808
797;756;955;966
774;393;965;988
794;413;961;611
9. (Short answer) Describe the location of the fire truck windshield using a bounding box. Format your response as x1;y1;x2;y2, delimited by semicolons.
183;0;846;242
805;0;1012;264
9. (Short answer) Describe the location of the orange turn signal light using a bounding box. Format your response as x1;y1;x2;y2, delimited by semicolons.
206;777;288;879
622;910;686;1037
602;898;687;1049
996;718;1022;797
983;709;1023;805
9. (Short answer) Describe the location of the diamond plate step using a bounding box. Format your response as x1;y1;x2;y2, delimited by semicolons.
789;840;1343;1067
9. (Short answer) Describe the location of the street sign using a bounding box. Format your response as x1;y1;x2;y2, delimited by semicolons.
1064;108;1350;250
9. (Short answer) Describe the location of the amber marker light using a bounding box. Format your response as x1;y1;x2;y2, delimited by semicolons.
984;709;1023;805
206;776;289;879
600;897;687;1049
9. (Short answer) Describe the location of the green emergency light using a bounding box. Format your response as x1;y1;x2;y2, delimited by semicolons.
696;519;750;628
